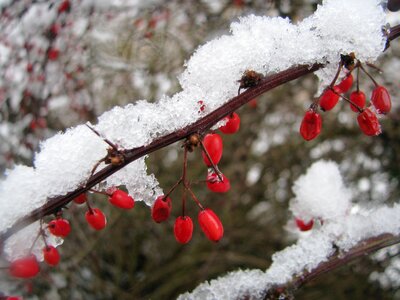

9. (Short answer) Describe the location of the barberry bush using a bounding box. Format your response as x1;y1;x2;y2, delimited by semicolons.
1;0;400;299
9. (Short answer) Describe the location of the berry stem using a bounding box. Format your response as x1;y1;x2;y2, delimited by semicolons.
366;62;383;74
185;185;204;210
328;61;343;88
89;189;111;197
85;199;94;214
199;138;223;182
181;187;187;217
86;124;119;151
359;63;378;87
330;87;363;113
164;178;183;199
356;66;360;93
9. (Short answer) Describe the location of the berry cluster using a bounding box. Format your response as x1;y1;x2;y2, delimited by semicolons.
151;118;240;244
300;53;392;141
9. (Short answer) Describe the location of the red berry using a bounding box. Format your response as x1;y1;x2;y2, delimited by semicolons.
349;91;366;112
73;193;87;204
299;109;322;141
334;74;353;93
198;209;224;242
48;219;71;238
58;0;70;13
319;87;340;111
219;113;241;134
47;48;60;61
151;196;172;223
371;85;391;114
174;216;193;244
85;208;107;230
43;246;60;266
206;172;231;193
9;256;40;278
109;190;135;209
295;218;314;231
6;296;23;300
201;133;223;167
357;108;381;136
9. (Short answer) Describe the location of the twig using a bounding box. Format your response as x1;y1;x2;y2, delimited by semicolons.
0;25;399;250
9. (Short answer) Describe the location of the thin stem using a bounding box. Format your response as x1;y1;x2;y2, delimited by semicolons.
89;189;111;197
330;87;363;113
199;139;223;182
366;62;383;73
359;63;378;87
86;124;118;150
164;178;183;199
185;185;205;210
356;66;360;92
328;61;343;88
29;229;42;253
181;187;187;217
85;198;94;214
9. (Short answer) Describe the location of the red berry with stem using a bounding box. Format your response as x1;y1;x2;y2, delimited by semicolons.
349;91;366;112
85;208;107;230
73;193;87;204
220;112;241;134
174;216;193;244
48;218;71;238
299;109;322;141
334;74;353;93
319;87;341;111
371;85;391;114
198;208;224;242
151;195;172;223
357;108;381;136
295;218;314;231
201;133;223;167
206;171;231;193
9;256;40;278
109;190;135;209
43;246;60;266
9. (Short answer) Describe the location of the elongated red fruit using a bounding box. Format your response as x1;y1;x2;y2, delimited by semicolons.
371;85;391;114
151;196;172;223
198;209;224;242
174;216;193;244
334;74;353;93
9;256;40;278
201;133;223;167
357;108;381;136
349;91;366;112
319;87;340;111
206;172;230;193
43;246;60;266
299;109;322;141
220;113;240;134
85;208;107;230
109;190;135;209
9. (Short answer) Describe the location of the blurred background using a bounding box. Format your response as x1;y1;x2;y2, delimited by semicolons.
0;0;399;299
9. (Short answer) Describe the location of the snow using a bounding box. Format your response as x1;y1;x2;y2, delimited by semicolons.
179;162;400;299
290;160;352;221
0;0;391;264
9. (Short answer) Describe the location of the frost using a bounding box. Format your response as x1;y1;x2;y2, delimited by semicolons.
0;0;389;262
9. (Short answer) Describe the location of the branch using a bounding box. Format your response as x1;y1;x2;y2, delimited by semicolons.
264;233;400;299
0;25;399;251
